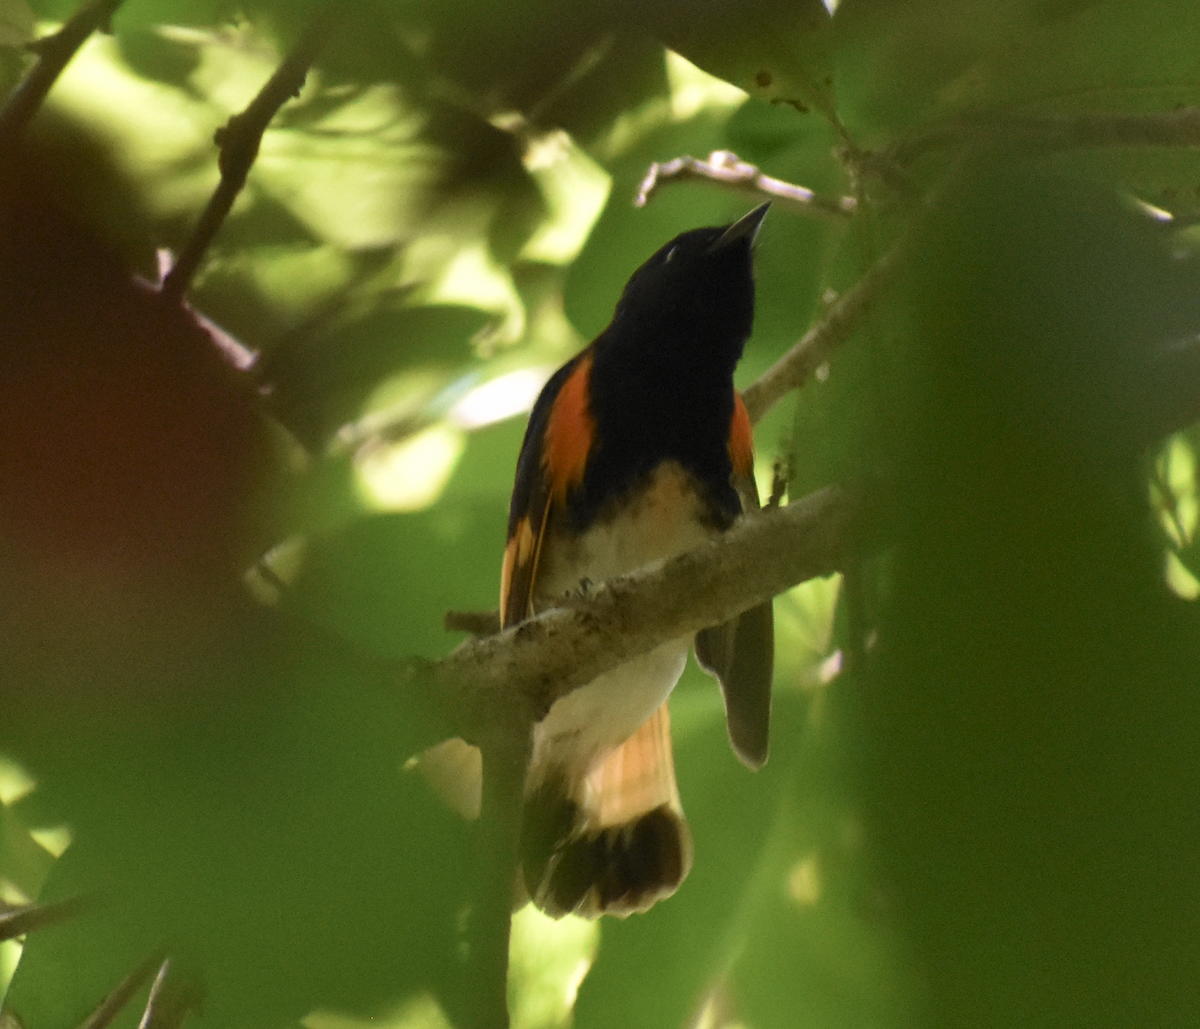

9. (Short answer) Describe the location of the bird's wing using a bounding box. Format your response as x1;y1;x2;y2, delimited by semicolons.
694;393;774;769
500;351;595;627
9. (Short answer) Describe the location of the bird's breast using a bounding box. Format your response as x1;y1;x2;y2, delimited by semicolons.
527;461;717;787
534;461;716;606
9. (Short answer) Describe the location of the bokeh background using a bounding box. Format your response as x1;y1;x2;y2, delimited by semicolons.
2;1;1200;1027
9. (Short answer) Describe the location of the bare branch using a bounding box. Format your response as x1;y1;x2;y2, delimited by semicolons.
433;195;907;728
0;896;86;941
418;148;893;1016
76;950;168;1029
636;150;856;218
412;476;889;743
741;240;906;424
439;237;904;638
0;0;125;156
160;6;337;302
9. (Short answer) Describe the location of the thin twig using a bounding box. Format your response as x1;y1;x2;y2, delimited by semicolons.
0;0;125;156
0;896;86;941
137;959;203;1029
741;240;906;424
76;950;169;1029
439;236;903;637
411;475;889;744
137;960;172;1029
633;148;904;424
636;150;856;218
160;5;337;302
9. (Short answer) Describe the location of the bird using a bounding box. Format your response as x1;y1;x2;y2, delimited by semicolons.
501;202;775;918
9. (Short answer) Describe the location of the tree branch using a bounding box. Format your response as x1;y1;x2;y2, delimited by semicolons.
77;950;169;1029
425;138;899;1024
411;476;889;744
0;0;125;157
741;240;906;423
459;726;530;1029
438;236;906;645
0;896;86;941
159;6;337;302
636;149;857;218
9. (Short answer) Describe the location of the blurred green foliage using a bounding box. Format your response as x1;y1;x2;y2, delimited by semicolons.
2;0;1200;1027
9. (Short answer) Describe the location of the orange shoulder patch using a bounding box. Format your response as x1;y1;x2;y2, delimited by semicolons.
542;351;595;503
729;392;754;478
500;515;536;621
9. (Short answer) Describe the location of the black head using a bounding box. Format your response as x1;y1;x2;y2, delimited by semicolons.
573;204;768;525
610;203;769;368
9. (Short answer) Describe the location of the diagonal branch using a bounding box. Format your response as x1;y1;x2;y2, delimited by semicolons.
159;5;337;302
137;958;204;1029
0;895;87;941
0;0;125;157
76;949;169;1029
439;238;906;642
414;478;889;1029
636;149;856;218
411;476;890;744
426;148;899;1027
741;238;906;423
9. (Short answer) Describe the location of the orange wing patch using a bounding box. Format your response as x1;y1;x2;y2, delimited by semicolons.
501;354;595;628
543;351;595;504
501;494;553;627
500;515;536;623
729;392;754;479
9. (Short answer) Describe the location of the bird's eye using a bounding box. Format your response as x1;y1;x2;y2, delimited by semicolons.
663;246;678;263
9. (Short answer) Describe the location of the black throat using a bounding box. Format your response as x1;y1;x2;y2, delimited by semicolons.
560;207;764;532
571;300;750;531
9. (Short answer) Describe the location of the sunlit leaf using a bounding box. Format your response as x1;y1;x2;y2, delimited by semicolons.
355;424;466;513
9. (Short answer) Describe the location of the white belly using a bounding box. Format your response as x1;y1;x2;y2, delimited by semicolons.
527;462;716;788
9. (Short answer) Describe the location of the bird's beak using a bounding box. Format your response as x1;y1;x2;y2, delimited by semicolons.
709;202;770;253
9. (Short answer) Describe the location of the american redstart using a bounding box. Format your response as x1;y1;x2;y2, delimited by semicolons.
502;202;775;917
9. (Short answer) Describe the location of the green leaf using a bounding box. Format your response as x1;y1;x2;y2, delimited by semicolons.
0;0;33;47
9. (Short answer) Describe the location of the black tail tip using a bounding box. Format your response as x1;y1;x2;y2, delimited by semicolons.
529;804;693;919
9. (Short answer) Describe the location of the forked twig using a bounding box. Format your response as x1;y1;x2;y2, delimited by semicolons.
636;150;856;218
159;5;338;302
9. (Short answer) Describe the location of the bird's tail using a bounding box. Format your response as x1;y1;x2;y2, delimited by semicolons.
521;702;692;918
